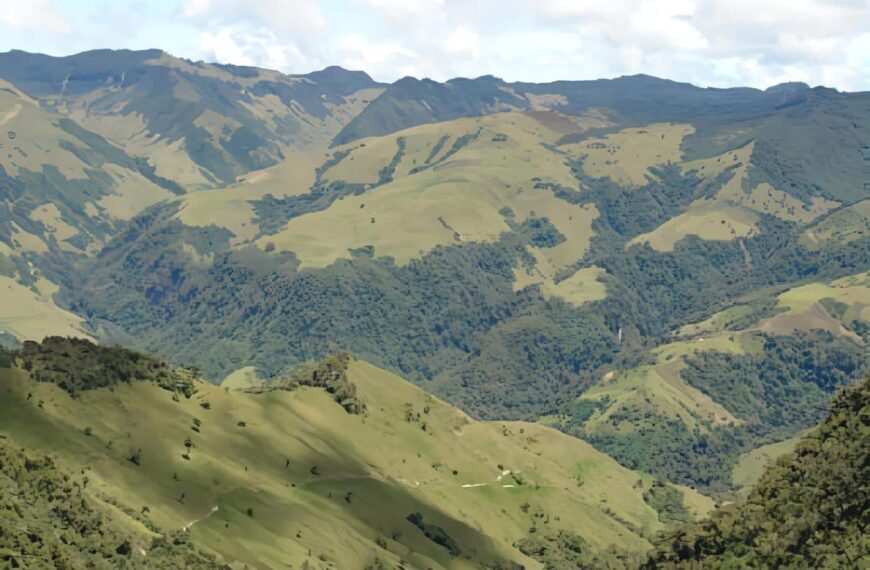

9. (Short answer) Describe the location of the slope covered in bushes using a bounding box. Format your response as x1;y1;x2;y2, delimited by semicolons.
647;376;869;568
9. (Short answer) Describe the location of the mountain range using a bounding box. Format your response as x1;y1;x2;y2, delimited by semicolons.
0;48;867;568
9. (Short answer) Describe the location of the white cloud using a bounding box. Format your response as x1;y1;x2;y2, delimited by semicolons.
514;0;869;89
0;0;71;35
199;26;311;70
339;35;417;65
361;0;447;24
444;26;479;58
181;0;325;35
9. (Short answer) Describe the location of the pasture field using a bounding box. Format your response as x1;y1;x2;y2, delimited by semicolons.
629;205;759;252
801;199;869;249
561;123;694;187
731;435;803;497
0;276;93;342
260;113;598;278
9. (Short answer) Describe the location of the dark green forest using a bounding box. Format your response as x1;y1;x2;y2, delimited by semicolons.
646;376;869;568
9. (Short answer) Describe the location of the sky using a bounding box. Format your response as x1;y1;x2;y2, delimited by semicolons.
1;0;868;91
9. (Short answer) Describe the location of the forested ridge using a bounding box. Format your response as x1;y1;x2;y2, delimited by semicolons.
646;376;869;568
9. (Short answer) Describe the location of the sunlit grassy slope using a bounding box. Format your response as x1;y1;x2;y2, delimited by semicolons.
260;112;594;267
255;111;605;307
627;139;840;252
0;275;93;342
0;83;178;344
0;355;710;569
0;50;384;190
246;109;850;293
580;270;867;418
0;86;173;230
730;435;803;498
801;199;869;249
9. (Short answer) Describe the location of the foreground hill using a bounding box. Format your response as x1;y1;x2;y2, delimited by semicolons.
647;375;869;568
0;338;712;568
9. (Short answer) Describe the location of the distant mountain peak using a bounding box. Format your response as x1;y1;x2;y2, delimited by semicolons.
302;65;380;89
764;81;811;92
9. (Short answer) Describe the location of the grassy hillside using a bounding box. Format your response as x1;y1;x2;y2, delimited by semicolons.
62;100;868;423
333;75;527;145
0;79;185;344
0;81;175;251
0;50;383;188
0;441;223;569
730;435;802;498
646;375;869;568
0;338;712;569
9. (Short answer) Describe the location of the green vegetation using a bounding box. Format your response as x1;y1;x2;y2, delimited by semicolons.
577;331;866;493
731;435;802;496
69;210;621;419
517;530;642;569
0;50;381;186
4;336;195;397
406;512;462;556
647;376;869;568
0;50;868;565
0;441;223;568
681;331;863;432
50;90;869;483
333;74;517;145
268;352;366;414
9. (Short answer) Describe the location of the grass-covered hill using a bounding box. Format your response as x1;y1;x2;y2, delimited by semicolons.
646;375;869;568
0;338;713;569
0;49;384;346
336;73;869;206
0;76;186;343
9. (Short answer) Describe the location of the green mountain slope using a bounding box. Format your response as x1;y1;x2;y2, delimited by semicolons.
0;338;712;569
0;443;224;569
337;74;869;207
332;75;527;145
646;375;869;568
0;49;383;187
553;272;868;493
0;79;186;343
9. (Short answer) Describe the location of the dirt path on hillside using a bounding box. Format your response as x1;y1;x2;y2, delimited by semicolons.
182;505;219;532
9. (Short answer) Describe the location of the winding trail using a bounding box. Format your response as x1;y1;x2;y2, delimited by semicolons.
0;104;22;126
182;505;219;532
